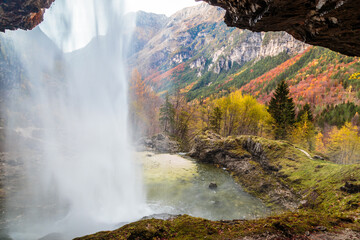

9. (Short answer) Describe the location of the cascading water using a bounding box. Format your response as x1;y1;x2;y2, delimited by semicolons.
4;0;148;239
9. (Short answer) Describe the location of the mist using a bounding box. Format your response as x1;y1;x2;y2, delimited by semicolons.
3;0;148;239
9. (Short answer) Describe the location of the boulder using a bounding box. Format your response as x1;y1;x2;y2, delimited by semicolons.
209;182;218;189
189;131;301;211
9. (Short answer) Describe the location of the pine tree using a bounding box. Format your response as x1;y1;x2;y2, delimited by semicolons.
268;80;295;140
159;94;175;134
297;103;313;122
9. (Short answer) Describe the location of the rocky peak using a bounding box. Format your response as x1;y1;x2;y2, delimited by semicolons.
202;0;360;56
168;3;224;27
135;11;168;29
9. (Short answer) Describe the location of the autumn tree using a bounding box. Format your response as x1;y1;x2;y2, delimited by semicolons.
129;69;145;135
236;95;271;135
209;106;222;134
159;93;175;134
174;110;191;144
268;80;296;140
173;89;194;149
215;91;272;137
315;131;326;154
189;100;209;135
327;122;360;164
291;112;315;150
129;69;161;138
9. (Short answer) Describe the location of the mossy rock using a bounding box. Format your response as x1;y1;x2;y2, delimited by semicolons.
75;212;360;240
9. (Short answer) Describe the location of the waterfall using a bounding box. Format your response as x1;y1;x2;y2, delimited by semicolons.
4;0;148;239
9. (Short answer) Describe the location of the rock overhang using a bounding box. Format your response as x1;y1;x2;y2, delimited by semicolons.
0;0;55;32
202;0;360;56
1;0;360;57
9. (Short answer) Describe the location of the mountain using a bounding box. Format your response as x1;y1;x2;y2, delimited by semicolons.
130;3;307;93
131;3;360;114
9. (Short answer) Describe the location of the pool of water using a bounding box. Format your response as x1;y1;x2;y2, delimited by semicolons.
141;152;270;220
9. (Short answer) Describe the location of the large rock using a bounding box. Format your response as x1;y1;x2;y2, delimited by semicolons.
203;0;360;56
0;0;55;32
189;131;301;211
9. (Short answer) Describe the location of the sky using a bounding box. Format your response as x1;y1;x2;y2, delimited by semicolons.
125;0;201;16
40;0;201;52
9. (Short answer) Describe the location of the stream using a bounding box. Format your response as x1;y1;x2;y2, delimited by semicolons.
141;152;270;220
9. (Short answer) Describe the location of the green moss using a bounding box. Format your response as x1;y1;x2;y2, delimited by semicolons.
228;148;250;157
200;134;360;218
76;211;359;240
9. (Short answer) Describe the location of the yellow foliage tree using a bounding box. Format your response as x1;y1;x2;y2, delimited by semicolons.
129;69;161;137
215;91;272;137
315;132;326;154
327;122;360;165
291;112;315;150
349;72;360;80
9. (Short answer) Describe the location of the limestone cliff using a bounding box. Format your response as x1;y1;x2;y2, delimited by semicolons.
131;3;307;86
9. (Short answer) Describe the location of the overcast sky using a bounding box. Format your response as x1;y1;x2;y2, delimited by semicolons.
125;0;201;16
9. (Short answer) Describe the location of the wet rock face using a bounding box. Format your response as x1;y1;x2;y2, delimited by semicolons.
0;0;55;32
203;0;360;56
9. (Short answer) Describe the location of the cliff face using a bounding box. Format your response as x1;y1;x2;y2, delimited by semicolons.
0;0;55;32
203;0;360;57
131;3;307;83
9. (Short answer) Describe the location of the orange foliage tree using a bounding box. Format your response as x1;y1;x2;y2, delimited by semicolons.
129;69;161;138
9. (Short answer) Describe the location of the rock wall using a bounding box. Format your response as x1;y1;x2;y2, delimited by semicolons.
206;31;307;74
203;0;360;56
0;0;55;32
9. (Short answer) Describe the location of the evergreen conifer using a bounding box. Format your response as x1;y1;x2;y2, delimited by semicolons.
268;80;295;139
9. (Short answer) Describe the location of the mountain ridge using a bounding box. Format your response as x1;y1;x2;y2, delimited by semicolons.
130;3;308;95
130;3;360;115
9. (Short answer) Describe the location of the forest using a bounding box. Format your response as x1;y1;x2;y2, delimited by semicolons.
130;68;360;165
